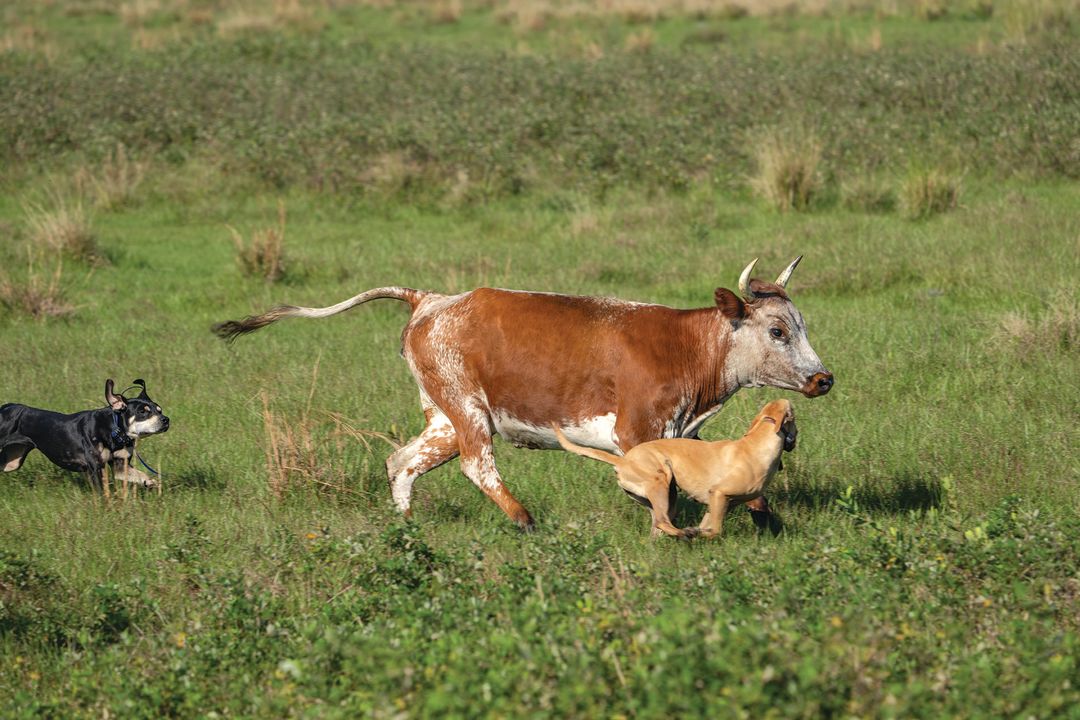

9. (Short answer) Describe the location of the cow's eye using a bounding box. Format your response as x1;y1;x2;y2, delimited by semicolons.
770;327;785;339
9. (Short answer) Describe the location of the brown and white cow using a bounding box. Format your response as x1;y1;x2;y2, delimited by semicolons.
214;257;832;529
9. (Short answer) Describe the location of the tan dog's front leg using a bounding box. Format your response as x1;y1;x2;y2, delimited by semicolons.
697;491;729;539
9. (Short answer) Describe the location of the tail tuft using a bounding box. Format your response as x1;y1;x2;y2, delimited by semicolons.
212;305;297;343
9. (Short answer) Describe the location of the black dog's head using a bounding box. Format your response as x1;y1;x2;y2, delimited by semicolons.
105;378;170;439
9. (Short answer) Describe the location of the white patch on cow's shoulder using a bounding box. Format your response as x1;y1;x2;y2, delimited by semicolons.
494;411;620;454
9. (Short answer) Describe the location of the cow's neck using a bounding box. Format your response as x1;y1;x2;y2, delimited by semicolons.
674;309;742;437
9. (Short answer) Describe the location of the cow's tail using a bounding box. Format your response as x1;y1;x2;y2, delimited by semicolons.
552;424;623;467
212;286;427;343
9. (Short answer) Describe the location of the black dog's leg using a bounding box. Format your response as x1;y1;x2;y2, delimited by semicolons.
748;496;783;537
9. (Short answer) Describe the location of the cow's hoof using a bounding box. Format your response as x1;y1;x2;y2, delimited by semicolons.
514;511;536;533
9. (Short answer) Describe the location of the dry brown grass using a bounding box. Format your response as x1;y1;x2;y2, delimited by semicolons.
992;291;1079;355
840;175;895;213
260;357;399;500
119;0;163;26
624;27;656;52
360;152;427;195
431;0;464;23
22;185;104;265
0;251;76;320
489;0;858;22
0;24;57;58
214;0;324;35
899;167;961;219
1002;0;1078;42
229;201;287;282
74;144;147;211
749;124;823;212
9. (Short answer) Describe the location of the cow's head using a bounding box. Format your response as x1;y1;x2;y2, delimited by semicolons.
714;257;833;398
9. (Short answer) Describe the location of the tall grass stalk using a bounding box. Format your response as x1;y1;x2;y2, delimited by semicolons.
22;186;102;265
0;250;76;319
749;125;824;212
230;200;287;282
899;167;961;219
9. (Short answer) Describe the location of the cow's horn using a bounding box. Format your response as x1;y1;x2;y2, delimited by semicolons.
738;258;758;299
775;255;803;288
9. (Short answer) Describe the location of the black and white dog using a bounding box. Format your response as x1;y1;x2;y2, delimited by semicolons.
0;379;169;489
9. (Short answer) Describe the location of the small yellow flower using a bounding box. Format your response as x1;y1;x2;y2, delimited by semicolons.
28;671;40;681
174;632;186;648
830;616;843;628
305;532;317;540
981;597;993;608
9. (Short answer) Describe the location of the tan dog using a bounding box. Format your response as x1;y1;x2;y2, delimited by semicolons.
554;399;796;538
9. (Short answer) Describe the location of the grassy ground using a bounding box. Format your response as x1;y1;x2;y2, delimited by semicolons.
2;1;1079;717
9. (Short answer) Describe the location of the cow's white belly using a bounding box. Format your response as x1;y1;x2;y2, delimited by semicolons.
492;411;620;454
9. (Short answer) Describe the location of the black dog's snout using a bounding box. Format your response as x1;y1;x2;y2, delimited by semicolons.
161;416;170;430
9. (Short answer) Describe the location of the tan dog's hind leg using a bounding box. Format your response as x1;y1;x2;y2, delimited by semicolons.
616;461;691;539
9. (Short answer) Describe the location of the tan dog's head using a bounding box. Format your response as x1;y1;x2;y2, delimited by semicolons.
750;399;797;452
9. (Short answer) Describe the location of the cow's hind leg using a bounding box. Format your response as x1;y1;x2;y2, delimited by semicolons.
386;411;459;517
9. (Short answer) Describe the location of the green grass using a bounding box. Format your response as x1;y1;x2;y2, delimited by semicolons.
2;2;1079;716
1;175;1077;716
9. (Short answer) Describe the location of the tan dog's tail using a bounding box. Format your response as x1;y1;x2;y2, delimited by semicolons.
552;424;622;466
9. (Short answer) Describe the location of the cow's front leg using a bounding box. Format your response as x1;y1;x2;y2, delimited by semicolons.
613;408;666;453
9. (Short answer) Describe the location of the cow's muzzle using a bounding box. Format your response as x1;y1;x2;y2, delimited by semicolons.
800;371;834;397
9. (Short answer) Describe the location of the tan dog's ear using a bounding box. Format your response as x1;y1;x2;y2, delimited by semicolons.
745;403;771;435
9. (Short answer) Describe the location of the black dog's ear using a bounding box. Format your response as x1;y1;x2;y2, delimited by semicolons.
105;379;125;410
714;288;747;322
132;379;148;400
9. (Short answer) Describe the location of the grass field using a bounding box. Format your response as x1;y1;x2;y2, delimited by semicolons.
2;1;1079;717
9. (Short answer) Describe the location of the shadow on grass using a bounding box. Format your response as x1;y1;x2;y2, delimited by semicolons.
167;465;226;490
776;473;945;514
662;473;945;540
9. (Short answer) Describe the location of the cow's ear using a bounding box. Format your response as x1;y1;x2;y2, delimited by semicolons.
714;288;746;321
